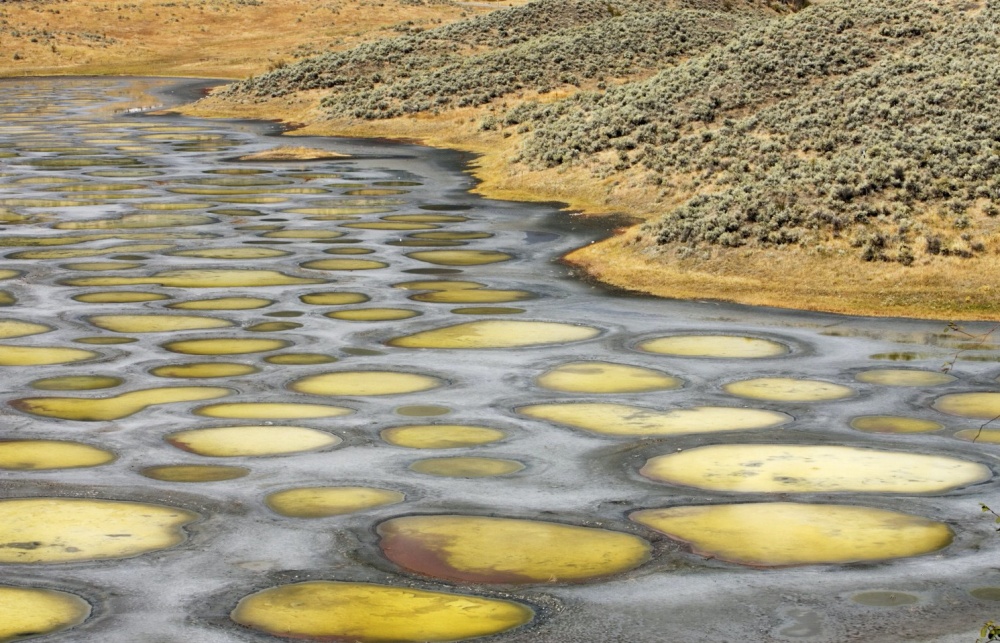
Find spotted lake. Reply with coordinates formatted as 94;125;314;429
2;77;1000;643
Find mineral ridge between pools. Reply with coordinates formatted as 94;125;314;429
1;78;999;643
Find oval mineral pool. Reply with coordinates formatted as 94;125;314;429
246;322;302;332
954;429;1000;443
395;405;451;417
169;247;290;260
0;586;90;640
193;402;353;420
0;346;98;366
326;308;421;322
264;353;338;365
388;320;600;349
74;337;136;345
262;230;344;239
409;457;525;477
324;247;375;255
87;314;233;333
378;515;650;583
266;486;404;518
855;369;957;386
630;503;953;566
343;222;439;231
850;416;944;433
639;445;990;493
11;387;231;421
407;250;511;266
29;375;122;391
452;307;526;315
382;425;506;449
163;338;290;355
150;363;260;379
637;335;790;358
73;291;170;304
934;393;1000;419
393;280;484;291
291;371;444;397
386;214;466;224
168;297;273;311
411;231;490;240
0;440;115;470
64;269;324;288
62;261;144;271
850;591;919;607
410;289;535;304
0;498;198;563
166;425;340;457
231;581;532;642
723;377;855;402
299;291;370;305
537;361;683;394
0;320;50;339
301;258;388;271
140;464;249;482
517;403;790;437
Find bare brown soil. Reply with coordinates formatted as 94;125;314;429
0;0;520;79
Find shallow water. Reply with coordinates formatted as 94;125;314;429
1;77;1000;642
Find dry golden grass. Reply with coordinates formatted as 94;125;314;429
0;0;518;79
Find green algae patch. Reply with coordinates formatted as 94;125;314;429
0;498;198;563
73;291;169;304
30;375;122;391
266;486;404;518
0;320;50;339
724;377;855;402
410;289;534;304
168;297;273;311
537;361;683;394
0;292;13;306
639;445;990;493
11;387;231;421
407;250;511;266
265;353;338;365
934;393;1000;419
151;363;259;379
409;457;525;477
64;269;324;288
0;440;114;470
378;515;650;584
231;581;532;642
0;345;98;366
140;464;249;482
291;371;444;397
383;425;506;449
300;291;370;305
88;314;233;333
167;425;340;457
327;308;420;322
0;586;90;641
637;335;789;358
855;369;957;386
169;247;290;260
163;338;290;355
518;402;790;437
851;416;944;434
389;320;600;349
0;270;19;280
301;258;388;271
630;503;953;567
193;402;353;420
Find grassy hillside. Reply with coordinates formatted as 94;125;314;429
0;0;512;78
192;0;1000;318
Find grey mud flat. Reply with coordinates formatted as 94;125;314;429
0;77;999;643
